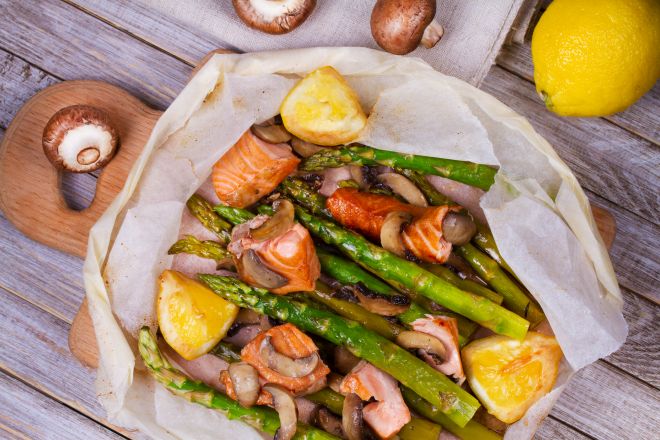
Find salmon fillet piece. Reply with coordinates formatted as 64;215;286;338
326;188;455;263
411;315;465;384
241;324;330;394
339;361;411;439
326;188;425;241
212;129;300;208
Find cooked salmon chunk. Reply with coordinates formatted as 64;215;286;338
339;361;411;439
241;324;330;395
411;315;465;384
212;129;299;208
402;206;453;264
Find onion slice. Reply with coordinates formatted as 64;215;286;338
380;211;413;257
240;249;288;289
263;384;298;440
378;173;428;207
396;330;447;359
442;211;477;245
259;336;320;378
250;199;295;242
353;284;410;316
252;124;292;144
342;392;364;440
227;362;260;407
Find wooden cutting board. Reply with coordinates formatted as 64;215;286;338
0;50;616;369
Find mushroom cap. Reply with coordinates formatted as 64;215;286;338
232;0;316;35
42;105;119;173
371;0;437;55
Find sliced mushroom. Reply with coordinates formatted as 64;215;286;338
442;211;477;245
240;249;289;289
259;336;320;377
233;0;316;34
396;330;447;360
353;283;410;316
334;346;361;374
378;173;428;207
371;0;443;55
42;105;119;173
250;199;295;241
314;407;344;438
291;137;325;158
380;211;413;257
327;372;344;394
342;393;364;440
252;124;292;144
263;384;298;440
236;308;262;325
228;362;261;407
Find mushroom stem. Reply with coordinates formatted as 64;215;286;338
421;20;444;48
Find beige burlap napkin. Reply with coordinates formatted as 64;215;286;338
139;0;531;85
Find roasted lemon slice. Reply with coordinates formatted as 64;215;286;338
157;270;238;360
280;66;367;146
462;332;562;424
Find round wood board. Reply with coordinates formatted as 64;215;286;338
0;50;616;369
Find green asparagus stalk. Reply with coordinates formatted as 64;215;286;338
214;204;258;226
168;235;231;261
187;194;232;243
394;168;456;206
421;263;503;305
199;275;481;427
292;205;529;339
209;341;242;363
307;388;442;440
472;224;515;275
401;386;502;440
300;146;497;190
138;328;338;440
455;243;545;327
278;177;332;218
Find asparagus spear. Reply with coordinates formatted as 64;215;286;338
300;146;497;190
472;224;515;275
292;205;530;339
421;263;503;305
199;275;481;427
401;387;502;440
138;328;338;440
214;204;258;226
394;168;455;206
307;388;442;440
186;194;232;243
455;243;545;327
167;235;231;261
209;341;242;363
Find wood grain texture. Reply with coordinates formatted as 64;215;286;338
535;418;592;440
0;371;122;440
0;48;59;129
0;80;160;257
496;43;660;145
481;66;660;225
0;0;190;109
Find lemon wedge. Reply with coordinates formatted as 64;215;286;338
157;270;238;360
462;332;562;424
280;66;367;146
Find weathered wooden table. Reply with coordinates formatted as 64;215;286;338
0;1;658;439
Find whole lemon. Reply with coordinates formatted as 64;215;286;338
532;0;660;116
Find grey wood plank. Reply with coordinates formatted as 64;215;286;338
0;48;59;129
550;361;660;440
537;417;593;440
586;190;659;304
496;43;660;145
0;371;121;440
0;0;191;110
481;66;660;225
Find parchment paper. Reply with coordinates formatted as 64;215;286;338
83;47;627;440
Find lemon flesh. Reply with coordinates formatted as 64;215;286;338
280;66;367;146
157;270;238;360
462;332;562;424
532;0;660;116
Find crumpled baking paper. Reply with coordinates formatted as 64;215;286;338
83;47;628;440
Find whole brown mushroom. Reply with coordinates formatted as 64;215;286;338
42;105;119;173
232;0;316;34
371;0;444;55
